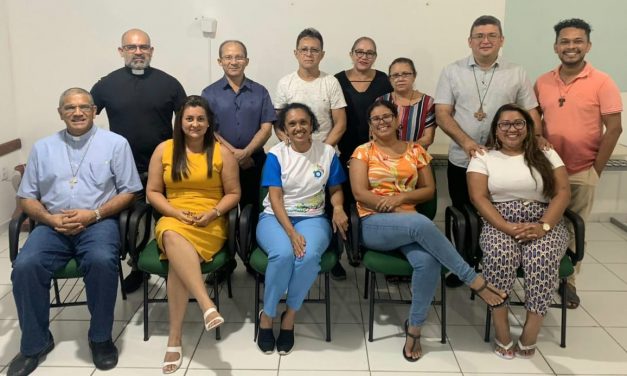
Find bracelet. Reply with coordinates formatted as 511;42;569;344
94;209;102;222
213;207;222;217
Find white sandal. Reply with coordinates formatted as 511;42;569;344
514;340;537;359
162;346;182;374
204;307;224;331
494;338;515;360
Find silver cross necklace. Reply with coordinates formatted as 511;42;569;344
64;129;96;189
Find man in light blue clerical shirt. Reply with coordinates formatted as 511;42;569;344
8;87;142;376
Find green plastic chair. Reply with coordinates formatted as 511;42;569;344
238;186;340;342
348;169;448;343
127;204;237;341
458;205;585;348
9;210;130;307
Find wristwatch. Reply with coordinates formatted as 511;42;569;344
538;220;551;232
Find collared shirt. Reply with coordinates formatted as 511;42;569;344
274;71;347;142
18;126;143;213
201;75;276;151
435;56;538;168
535;63;623;175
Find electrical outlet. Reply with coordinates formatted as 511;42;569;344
1;167;8;181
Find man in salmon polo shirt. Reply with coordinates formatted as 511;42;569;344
535;18;623;309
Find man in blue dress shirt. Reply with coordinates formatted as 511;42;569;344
8;88;142;376
201;40;276;279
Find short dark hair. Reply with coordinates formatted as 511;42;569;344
554;18;591;42
276;103;320;133
388;57;416;76
296;28;323;50
219;40;248;58
367;99;398;120
470;15;503;36
171;96;215;182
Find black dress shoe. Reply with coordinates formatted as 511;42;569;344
8;338;54;376
445;273;464;288
122;270;146;294
330;263;347;281
89;339;118;370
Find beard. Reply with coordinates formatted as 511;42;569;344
126;57;151;70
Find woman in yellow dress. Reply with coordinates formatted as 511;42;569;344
146;95;241;373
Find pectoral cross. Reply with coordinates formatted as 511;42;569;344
69;177;78;188
558;97;565;107
474;106;487;121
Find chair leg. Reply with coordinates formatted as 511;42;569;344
227;272;233;299
560;279;567;348
213;272;221;341
254;273;260;341
53;279;62;305
363;269;369;300
484;307;491;343
143;272;149;341
325;272;331;342
118;259;127;301
368;271;375;342
440;272;446;344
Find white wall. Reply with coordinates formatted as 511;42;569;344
0;0;20;231
6;0;505;153
2;0;625;226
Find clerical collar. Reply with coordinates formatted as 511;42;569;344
125;66;151;76
65;126;96;142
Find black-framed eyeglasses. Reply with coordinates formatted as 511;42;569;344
121;44;151;52
389;72;414;80
352;49;377;59
369;113;395;124
497;119;526;131
297;47;321;55
61;104;95;115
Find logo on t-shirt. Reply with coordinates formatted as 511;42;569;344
312;163;324;179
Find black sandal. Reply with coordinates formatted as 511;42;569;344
403;320;421;362
471;279;508;308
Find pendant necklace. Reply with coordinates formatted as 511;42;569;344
472;65;496;121
64;129;96;189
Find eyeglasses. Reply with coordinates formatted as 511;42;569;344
369;113;395;124
470;33;501;42
61;104;95;115
352;49;377;59
389;72;414;80
297;47;321;55
497;119;526;131
221;55;247;62
121;44;152;52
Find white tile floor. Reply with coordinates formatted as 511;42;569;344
1;222;627;375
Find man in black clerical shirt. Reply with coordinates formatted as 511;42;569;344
91;28;187;293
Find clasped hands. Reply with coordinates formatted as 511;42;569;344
504;222;548;243
375;195;404;213
51;209;97;235
175;209;217;227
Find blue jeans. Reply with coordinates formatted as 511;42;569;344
361;212;477;326
256;213;331;318
11;219;120;355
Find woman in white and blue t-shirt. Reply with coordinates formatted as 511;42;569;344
256;103;349;355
